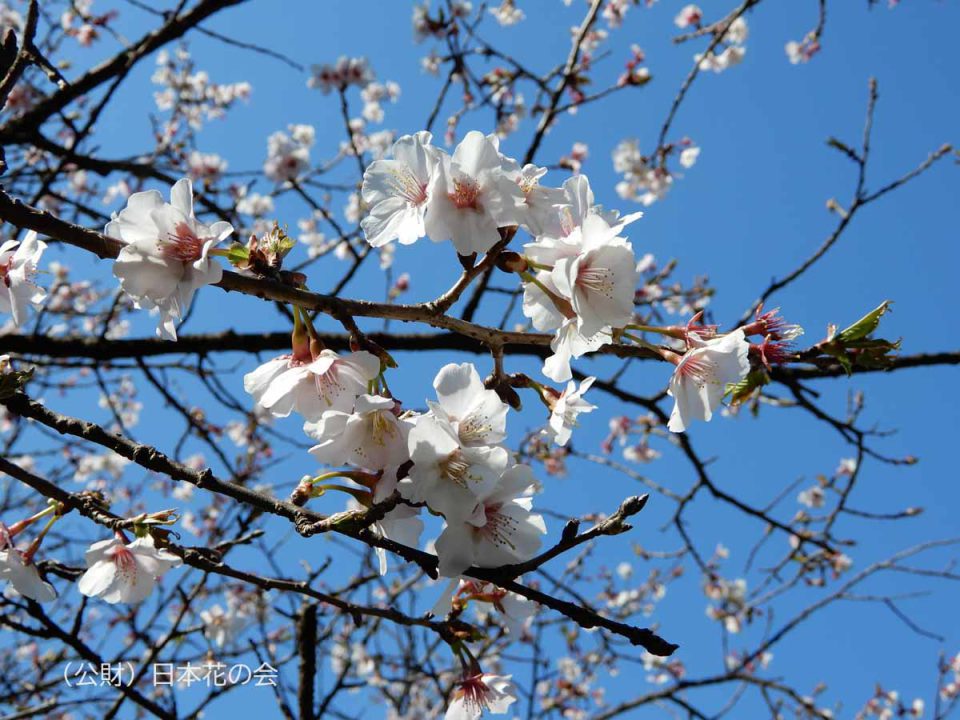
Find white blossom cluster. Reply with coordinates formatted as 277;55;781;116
151;46;252;139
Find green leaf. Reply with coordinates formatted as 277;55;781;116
836;301;892;343
726;369;769;406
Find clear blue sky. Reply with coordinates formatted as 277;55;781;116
25;0;960;717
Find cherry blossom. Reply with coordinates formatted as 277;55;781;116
674;4;703;28
544;376;597;446
77;533;182;604
361;131;440;247
432;579;536;636
489;1;524;27
680;146;701;169
201;602;250;649
434;464;546;577
446;673;517;720
424;131;525;256
506;162;568;237
108;178;234;340
401;412;509;523
551;214;639;337
264;125;314;182
0;545;56;602
430;363;509;448
0;231;47;328
558;173;639;235
306;394;412;473
244;349;381;422
543;318;609;383
667;329;750;433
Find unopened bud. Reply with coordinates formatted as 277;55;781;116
495;251;528;274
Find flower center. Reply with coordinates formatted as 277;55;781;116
314;362;345;406
576;263;615;298
477;504;518;551
439;449;472;487
389;166;429;206
111;545;139;584
456;675;494;714
368;410;398;447
158;221;206;263
449;177;482;211
457;413;493;446
675;351;716;389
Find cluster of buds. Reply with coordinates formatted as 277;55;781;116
226;223;302;285
618;44;652;87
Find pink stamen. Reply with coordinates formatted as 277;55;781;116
675;351;714;388
576;264;615;298
456;674;495;714
449;177;482;211
111;545;138;585
477;504;518;552
157;221;207;263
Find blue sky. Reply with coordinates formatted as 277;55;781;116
15;0;960;717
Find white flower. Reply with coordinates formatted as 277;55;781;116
77;534;182;604
521;236;580;333
434;464;546;577
432;579;535;636
543;318;609;383
0;547;56;602
424;131;524;255
306;394;411;473
558;174;643;237
108;179;233;340
401;413;508;523
797;486;826;509
489;0;524;26
0;231;47;327
545;376;597;446
430;363;508;447
551;214;639;337
446;673;518;720
667;329;750;433
508;163;568;237
361;131;441;247
244;349;381;422
200;603;250;648
679;146;701;169
674;4;702;28
264;127;313;182
725;17;749;45
187;151;227;182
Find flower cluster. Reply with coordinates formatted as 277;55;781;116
694;17;749;73
264;124;315;183
612;137;693;207
359;130;760;431
307;56;374;94
152;46;251;139
855;687;924;720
